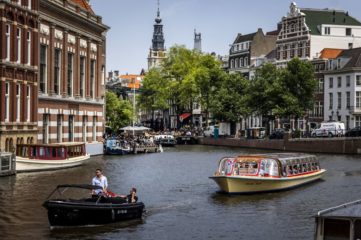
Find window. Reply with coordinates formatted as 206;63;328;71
16;84;21;122
324;27;330;35
28;0;31;9
318;78;324;92
67;53;73;96
329;93;333;110
83;116;87;142
346;92;350;109
346;28;352;36
5;24;10;61
230;59;234;69
93;116;97;141
57;115;62;143
356;116;361;127
40;45;47;93
68;115;74;142
329;77;333;88
26;86;31;122
27;31;31;65
101;65;105;85
17;0;21;5
5;82;10;122
54;48;61;95
43;114;49;144
337;77;342;87
90;60;96;99
349;43;353;49
356;91;361;108
337;92;341;109
357;76;361;86
234;58;238;68
346;75;351;87
240;58;243;67
16;28;21;64
346;116;350;130
80;56;85;98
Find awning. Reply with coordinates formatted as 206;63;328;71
179;113;191;121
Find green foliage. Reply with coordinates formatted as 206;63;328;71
247;58;317;118
105;91;134;131
210;73;250;122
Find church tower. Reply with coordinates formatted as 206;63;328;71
148;0;166;69
194;29;202;52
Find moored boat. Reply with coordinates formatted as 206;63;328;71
154;135;177;147
210;153;326;194
104;138;132;155
15;143;90;173
43;184;145;227
315;199;361;240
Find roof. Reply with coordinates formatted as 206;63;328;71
233;32;257;44
70;0;94;14
319;48;343;59
337;47;361;68
300;9;361;35
317;199;361;219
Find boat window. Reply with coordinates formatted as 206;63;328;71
39;147;45;157
218;158;234;175
354;220;361;239
323;219;350;240
234;161;258;175
260;159;279;177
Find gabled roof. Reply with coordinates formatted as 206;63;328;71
337;47;361;68
300;9;361;35
319;48;343;59
70;0;94;14
233;32;257;44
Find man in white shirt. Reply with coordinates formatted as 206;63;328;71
92;168;108;195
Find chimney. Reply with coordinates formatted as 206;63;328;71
108;71;113;79
114;70;119;77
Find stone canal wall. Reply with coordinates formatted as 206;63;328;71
199;136;361;154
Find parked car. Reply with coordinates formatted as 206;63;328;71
311;121;345;137
345;126;361;137
269;129;285;139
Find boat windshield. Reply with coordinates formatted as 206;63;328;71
233;159;259;176
218;157;235;176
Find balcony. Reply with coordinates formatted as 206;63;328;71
349;106;361;114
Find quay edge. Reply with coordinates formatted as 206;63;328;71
199;136;361;155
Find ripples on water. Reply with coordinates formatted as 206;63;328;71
0;145;361;240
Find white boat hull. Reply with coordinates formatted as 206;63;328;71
16;155;91;173
210;169;326;194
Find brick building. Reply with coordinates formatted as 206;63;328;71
0;0;39;152
37;0;109;146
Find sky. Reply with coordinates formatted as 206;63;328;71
90;0;361;75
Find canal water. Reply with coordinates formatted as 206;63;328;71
0;145;361;240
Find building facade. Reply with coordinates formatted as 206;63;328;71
37;0;108;145
228;28;277;78
324;48;361;129
276;2;361;65
0;0;39;152
147;4;166;70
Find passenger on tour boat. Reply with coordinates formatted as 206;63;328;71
92;168;108;195
127;188;138;203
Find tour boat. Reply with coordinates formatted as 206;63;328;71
43;184;145;227
15;143;90;173
154;135;177;147
210;153;326;194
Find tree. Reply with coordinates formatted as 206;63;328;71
105;91;133;131
281;58;317;117
210;73;250;122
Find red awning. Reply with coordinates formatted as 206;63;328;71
179;113;191;121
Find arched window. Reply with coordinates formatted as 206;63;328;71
5;139;9;152
235;58;238;68
230;59;234;69
9;138;14;152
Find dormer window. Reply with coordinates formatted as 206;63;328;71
324;27;330;35
346;28;352;36
337;59;341;69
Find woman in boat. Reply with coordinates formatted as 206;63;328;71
92;168;108;195
127;188;138;203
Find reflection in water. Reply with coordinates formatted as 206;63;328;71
0;146;360;239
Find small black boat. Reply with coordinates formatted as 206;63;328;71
43;184;145;227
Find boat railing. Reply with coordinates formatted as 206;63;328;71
16;143;86;160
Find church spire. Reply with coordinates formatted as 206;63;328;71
152;0;165;51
